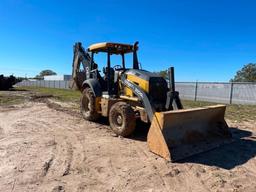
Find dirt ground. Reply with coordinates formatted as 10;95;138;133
0;91;256;192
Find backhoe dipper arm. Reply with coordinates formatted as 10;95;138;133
71;42;100;90
72;42;92;81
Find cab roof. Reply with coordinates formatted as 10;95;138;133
88;42;135;54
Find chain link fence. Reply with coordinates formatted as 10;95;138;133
16;80;256;105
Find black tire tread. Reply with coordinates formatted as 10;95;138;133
80;88;100;121
109;102;136;137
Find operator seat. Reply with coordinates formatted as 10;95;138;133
103;67;118;95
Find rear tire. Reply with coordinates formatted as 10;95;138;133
80;88;100;121
109;102;136;137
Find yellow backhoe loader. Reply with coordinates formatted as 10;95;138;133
70;42;232;161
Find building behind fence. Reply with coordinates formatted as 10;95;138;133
16;80;256;105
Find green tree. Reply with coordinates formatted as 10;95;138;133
231;63;256;82
35;70;57;79
158;70;168;79
39;70;57;77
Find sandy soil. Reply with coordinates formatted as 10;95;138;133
1;92;256;192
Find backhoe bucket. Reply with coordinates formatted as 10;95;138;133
147;105;232;161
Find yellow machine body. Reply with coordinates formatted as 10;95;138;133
124;74;149;97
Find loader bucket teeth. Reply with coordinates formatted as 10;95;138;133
147;105;232;161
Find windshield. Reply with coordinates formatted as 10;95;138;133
93;52;134;70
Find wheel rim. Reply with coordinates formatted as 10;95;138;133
116;114;123;125
114;112;123;127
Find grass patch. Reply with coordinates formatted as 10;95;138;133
182;100;256;122
0;93;25;106
11;87;256;122
17;87;81;102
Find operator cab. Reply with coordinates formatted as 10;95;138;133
88;42;139;95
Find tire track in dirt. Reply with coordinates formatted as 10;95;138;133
132;142;171;191
0;108;57;191
34;107;108;191
0;102;74;191
36;99;256;192
133;141;212;192
43;98;171;191
0;126;4;140
43;99;232;191
1;99;256;192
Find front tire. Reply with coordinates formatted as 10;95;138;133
109;102;136;137
80;88;100;121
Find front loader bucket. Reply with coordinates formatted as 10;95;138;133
147;105;232;161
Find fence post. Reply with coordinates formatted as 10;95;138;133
194;81;198;101
59;80;61;89
229;82;234;104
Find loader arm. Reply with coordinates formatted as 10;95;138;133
121;73;231;162
121;75;155;122
121;67;184;121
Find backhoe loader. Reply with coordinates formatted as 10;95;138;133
70;42;232;161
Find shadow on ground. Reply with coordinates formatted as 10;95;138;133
131;121;150;141
94;117;256;170
179;128;256;169
96;118;150;141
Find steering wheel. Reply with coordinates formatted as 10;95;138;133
113;65;122;70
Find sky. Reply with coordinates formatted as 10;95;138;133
0;0;256;82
